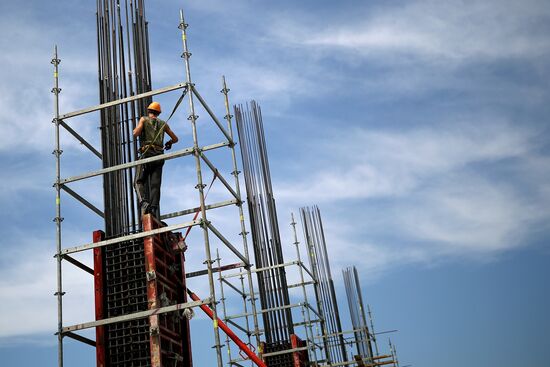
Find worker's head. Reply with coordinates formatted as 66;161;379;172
147;102;161;117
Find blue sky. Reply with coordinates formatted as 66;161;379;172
1;0;550;366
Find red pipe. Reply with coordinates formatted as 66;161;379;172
187;289;267;367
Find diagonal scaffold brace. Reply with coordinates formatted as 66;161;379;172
186;288;267;367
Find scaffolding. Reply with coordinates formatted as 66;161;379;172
52;7;259;367
214;206;401;367
52;4;403;367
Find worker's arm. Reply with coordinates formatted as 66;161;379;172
164;123;179;150
133;117;146;137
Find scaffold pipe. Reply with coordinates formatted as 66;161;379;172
187;289;267;367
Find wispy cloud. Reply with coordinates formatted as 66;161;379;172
278;118;536;202
276;118;549;275
276;0;550;62
0;232;94;339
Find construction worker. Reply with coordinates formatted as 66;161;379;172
133;101;179;217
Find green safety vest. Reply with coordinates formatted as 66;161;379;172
141;116;166;151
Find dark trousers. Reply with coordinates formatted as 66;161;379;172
134;152;164;216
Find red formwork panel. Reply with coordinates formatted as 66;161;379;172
93;230;106;367
261;335;309;367
143;214;192;367
290;334;309;367
93;216;192;367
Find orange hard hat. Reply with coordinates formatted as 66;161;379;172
147;102;162;114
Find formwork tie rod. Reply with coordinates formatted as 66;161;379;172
186;288;267;367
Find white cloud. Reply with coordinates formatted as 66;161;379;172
2;0;550;345
275;118;549;274
277;0;550;63
0;232;94;339
278;119;535;202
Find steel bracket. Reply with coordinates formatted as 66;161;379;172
146;270;156;281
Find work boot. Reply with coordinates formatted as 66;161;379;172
140;201;150;217
147;205;158;218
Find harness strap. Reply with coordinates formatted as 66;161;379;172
140;87;188;157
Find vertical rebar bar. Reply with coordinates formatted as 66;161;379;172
179;9;223;367
235;101;294;347
221;76;261;348
301;205;350;364
343;266;374;362
301;208;332;364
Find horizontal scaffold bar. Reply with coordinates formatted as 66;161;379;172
226;303;302;320
262;345;310;358
161;198;238;220
61;298;210;333
60;82;187;120
229;344;313;364
186;262;246;279
330;359;396;367
59;141;228;185
292;319;320;328
314;327;379;340
223;260;313;279
60;219;200;255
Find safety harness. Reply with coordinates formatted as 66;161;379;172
139;87;188;156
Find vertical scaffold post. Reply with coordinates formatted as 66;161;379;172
391;340;400;367
216;249;232;361
51;45;64;367
221;76;261;347
178;9;223;367
368;304;380;356
290;212;317;362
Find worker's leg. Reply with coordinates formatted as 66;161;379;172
134;161;151;215
148;160;164;216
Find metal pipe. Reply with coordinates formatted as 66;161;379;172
179;9;223;366
58;120;102;159
199;152;240;200
186;262;246;279
216;249;233;362
61;219;200;255
191;87;233;144
206;222;250;266
52;45;64;367
62;297;211;332
60;145;197;184
160;198;237;220
368;304;380;356
60;82;186;120
60;185;104;218
291;212;317;362
187;289;267;367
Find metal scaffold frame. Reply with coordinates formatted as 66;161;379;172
51;7;260;367
52;4;404;367
213;208;400;367
216;214;321;366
